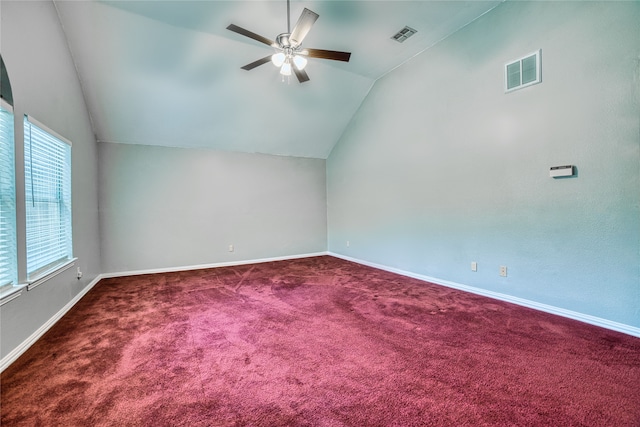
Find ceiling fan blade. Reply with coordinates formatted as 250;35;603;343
227;24;276;47
303;48;351;62
293;67;310;83
289;8;319;46
241;56;273;71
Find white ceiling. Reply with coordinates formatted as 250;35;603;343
54;0;502;159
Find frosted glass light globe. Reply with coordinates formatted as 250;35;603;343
293;55;307;71
271;52;286;67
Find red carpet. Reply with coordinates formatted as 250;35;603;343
2;256;639;426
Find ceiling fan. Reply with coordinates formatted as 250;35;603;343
226;0;351;83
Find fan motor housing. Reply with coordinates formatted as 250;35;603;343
276;33;292;48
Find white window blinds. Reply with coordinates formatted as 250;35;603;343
0;102;16;288
24;116;72;279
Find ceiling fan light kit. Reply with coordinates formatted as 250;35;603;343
271;35;308;75
227;0;351;83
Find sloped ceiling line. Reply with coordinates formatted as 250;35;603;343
52;0;502;159
52;0;99;142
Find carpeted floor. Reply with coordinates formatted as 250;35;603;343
1;256;639;426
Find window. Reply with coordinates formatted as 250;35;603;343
24;116;72;280
0;101;16;289
505;49;541;92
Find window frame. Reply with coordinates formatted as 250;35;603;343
0;99;17;292
23;115;74;285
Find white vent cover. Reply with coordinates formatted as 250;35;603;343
505;49;541;92
391;26;417;43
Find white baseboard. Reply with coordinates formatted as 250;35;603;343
101;252;330;279
1;251;330;373
4;250;635;375
0;274;103;373
329;252;640;338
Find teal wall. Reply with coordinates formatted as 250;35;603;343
327;1;640;328
99;142;327;274
1;1;101;360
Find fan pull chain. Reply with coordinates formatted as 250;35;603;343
281;74;291;85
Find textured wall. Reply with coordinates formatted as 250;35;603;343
99;142;327;273
0;1;101;359
327;1;640;328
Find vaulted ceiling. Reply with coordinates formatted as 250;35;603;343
54;0;502;159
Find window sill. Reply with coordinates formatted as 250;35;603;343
27;258;77;291
0;284;28;306
0;259;79;306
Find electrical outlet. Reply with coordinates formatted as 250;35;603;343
346;240;350;247
228;244;234;252
500;266;507;277
76;267;83;280
471;262;477;272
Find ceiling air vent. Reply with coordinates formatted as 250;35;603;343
505;49;542;93
391;26;417;43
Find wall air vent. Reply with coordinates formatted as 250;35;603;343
391;26;417;43
505;49;541;93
